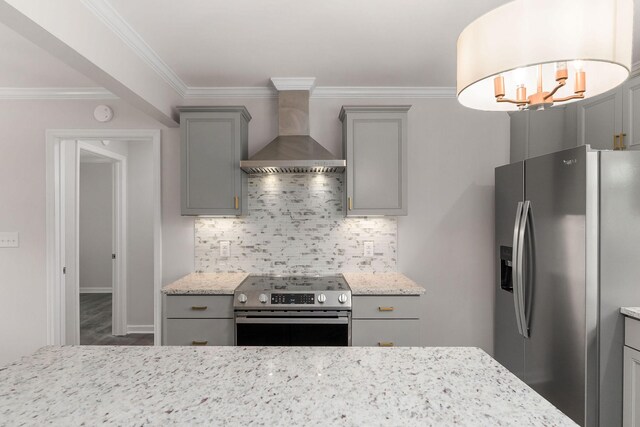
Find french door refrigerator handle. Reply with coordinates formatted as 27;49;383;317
517;200;530;338
512;201;525;337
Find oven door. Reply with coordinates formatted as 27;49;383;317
235;311;351;346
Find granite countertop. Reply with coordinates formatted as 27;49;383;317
161;272;248;295
162;272;424;296
621;307;640;321
0;346;575;426
343;272;425;295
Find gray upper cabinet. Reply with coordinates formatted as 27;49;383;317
509;108;571;162
510;75;640;160
623;75;640;150
339;106;410;216
179;106;250;216
577;86;623;150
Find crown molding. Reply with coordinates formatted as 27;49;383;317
184;86;456;99
184;87;277;99
0;87;118;100
81;0;188;97
313;86;457;99
270;77;317;92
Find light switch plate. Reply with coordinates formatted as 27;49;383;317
219;241;230;257
0;232;19;248
363;241;374;257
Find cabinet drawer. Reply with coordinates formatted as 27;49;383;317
626;318;640;351
165;319;234;346
352;319;420;347
165;295;233;319
352;296;420;319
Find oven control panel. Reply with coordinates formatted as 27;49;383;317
271;293;315;304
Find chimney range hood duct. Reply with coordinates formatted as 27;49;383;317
240;81;345;174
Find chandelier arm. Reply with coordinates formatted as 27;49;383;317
496;97;528;106
552;93;585;103
544;80;566;100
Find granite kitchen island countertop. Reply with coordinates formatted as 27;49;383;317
0;346;575;426
161;272;249;295
621;307;640;320
343;272;425;295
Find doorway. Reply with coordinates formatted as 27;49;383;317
46;130;162;346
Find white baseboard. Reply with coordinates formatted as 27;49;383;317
127;324;154;334
80;287;112;294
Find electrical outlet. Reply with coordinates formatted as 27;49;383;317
363;241;374;257
219;241;230;258
0;232;19;248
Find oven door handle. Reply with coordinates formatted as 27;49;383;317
235;317;349;325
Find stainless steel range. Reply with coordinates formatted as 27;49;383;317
234;275;352;346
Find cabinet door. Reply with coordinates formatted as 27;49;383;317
352;319;420;347
624;346;640;427
343;107;409;216
577;87;623;150
181;112;242;216
165;319;234;346
623;75;640;150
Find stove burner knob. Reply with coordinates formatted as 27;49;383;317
237;293;248;303
338;294;348;304
259;294;268;304
317;294;327;303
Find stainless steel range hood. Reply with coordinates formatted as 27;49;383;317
240;83;345;174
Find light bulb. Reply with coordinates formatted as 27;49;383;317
572;60;584;71
513;67;526;85
555;62;567;72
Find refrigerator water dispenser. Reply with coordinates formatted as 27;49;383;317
500;245;513;292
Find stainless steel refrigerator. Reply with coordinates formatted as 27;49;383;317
495;145;640;426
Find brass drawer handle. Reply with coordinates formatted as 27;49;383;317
191;306;208;311
234;195;239;210
191;340;208;346
378;306;395;312
378;341;395;347
348;197;353;210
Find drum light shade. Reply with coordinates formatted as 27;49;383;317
457;0;633;111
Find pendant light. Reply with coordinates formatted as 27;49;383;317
456;0;633;111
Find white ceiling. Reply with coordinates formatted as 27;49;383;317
0;0;637;91
0;22;97;87
108;0;512;87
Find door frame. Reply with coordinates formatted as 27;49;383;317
46;129;162;346
77;142;127;338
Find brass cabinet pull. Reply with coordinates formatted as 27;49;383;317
191;340;208;346
378;306;395;312
378;341;395;347
348;197;352;210
191;306;208;311
234;195;239;210
614;133;627;151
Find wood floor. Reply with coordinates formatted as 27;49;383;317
80;293;153;346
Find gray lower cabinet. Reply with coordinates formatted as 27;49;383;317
179;106;251;216
625;318;640;426
352;296;421;347
339;106;410;216
163;295;234;346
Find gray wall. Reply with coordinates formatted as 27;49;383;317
79;162;113;291
0;96;508;365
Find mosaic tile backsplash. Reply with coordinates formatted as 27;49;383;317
195;174;397;275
